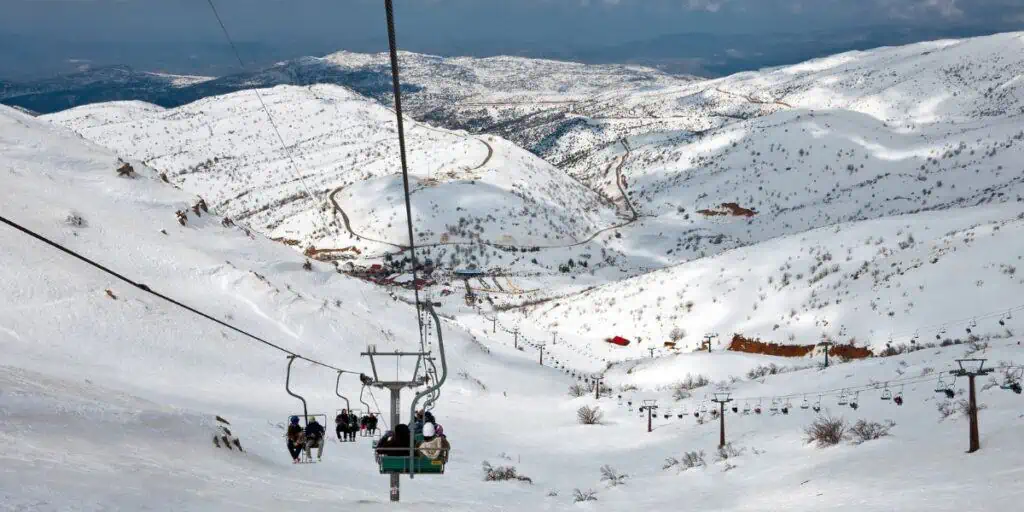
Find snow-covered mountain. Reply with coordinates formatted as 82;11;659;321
5;33;1024;511
46;84;623;279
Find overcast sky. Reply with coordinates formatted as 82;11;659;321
5;0;1022;52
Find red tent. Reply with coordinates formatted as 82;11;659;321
605;336;631;346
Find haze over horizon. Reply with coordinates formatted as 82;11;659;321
3;0;1022;79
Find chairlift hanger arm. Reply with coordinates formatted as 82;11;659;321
286;355;309;428
336;372;351;411
407;302;448;477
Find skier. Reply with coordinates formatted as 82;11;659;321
335;409;349;441
305;416;326;461
417;422;450;461
345;411;359;441
286;416;305;463
367;413;379;436
359;414;369;437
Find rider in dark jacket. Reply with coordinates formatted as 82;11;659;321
335;410;349;441
305;417;326;461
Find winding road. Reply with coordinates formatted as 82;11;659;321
328;138;641;254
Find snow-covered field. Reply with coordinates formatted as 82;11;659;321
4;32;1024;511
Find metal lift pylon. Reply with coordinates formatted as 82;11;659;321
361;302;448;502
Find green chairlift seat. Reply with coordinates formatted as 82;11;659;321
372;440;447;474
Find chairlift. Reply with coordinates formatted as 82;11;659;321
966;318;977;334
782;399;792;415
935;327;947;340
837;389;848;406
742;402;751;414
880;384;892;401
731;404;739;414
849;392;860;410
813;395;822;413
677;411;685;419
800;396;810;410
663;410;672;419
754;399;762;415
998;310;1012;326
894;385;905;406
769;399;779;413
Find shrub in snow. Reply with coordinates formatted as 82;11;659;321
482;461;532;483
600;465;627;486
65;212;87;228
572;489;598;502
804;416;846;447
716;443;745;461
746;363;782;380
568;384;587;397
849;419;895;444
577;405;603;425
664;450;706;471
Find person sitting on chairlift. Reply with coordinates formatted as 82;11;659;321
367;413;379;435
304;416;326;461
413;409;436;435
345;412;359;441
417;422;450;462
376;424;413;457
335;409;350;441
286;416;305;464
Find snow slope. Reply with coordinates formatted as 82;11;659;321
46;84;619;267
4;68;1024;511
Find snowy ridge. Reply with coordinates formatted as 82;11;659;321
47;85;619;266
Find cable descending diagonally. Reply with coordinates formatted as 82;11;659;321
0;214;357;375
203;0;331;232
384;0;426;347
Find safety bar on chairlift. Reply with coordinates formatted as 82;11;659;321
335;371;351;411
285;355;309;428
407;302;448;478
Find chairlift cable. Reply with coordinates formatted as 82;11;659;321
384;0;426;346
203;0;331;232
0;214;358;375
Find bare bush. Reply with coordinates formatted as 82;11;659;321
849;420;895;444
482;461;532;484
568;383;587;398
746;363;781;380
600;465;627;486
577;405;603;425
716;443;745;461
676;450;706;469
65;212;87;228
573;489;598;502
805;416;846;447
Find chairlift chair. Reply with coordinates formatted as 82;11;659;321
742;402;751;414
880;385;893;401
894;385;905;406
837;390;848;406
800;396;810;410
754;399;763;415
849;392;860;410
781;399;792;415
769;399;779;413
813;396;822;413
